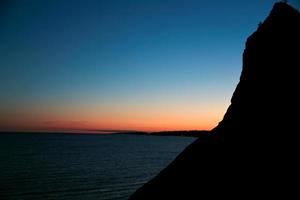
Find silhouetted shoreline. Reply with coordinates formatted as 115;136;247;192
116;130;210;137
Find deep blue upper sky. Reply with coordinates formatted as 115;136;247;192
1;0;299;131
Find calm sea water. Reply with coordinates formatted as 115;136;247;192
0;133;195;200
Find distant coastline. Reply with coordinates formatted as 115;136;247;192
115;130;210;138
0;130;209;138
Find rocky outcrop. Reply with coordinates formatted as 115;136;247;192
214;2;300;140
129;2;300;199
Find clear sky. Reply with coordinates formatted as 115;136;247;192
1;0;299;132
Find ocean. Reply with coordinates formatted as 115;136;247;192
0;133;195;200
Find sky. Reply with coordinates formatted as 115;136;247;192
1;0;299;132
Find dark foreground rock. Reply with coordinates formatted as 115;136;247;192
129;2;300;199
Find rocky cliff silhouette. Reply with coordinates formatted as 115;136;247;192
129;2;300;199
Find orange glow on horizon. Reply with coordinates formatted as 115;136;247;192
0;97;229;133
0;114;219;133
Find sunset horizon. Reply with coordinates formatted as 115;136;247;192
3;0;299;133
1;1;299;200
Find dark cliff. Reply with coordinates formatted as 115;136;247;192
129;3;300;199
214;2;300;140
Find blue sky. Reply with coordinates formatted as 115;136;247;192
1;0;299;131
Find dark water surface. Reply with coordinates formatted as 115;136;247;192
0;133;195;200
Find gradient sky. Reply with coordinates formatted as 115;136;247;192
1;0;299;132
